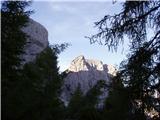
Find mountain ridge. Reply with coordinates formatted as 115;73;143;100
61;55;117;107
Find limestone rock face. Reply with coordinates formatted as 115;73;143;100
21;19;49;63
61;55;116;106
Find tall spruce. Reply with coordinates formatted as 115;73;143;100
1;1;66;120
1;1;31;83
89;1;160;119
20;47;65;120
103;74;130;120
1;1;31;120
66;85;84;120
66;80;106;120
79;80;106;120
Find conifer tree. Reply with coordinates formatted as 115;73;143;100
1;1;31;120
66;85;84;120
20;47;65;120
103;74;130;120
79;80;106;120
1;1;31;83
89;1;160;119
67;80;106;120
1;1;66;120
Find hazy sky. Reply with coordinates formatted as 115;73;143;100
30;1;130;71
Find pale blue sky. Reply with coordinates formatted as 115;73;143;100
30;1;130;71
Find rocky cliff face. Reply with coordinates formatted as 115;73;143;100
60;55;116;106
21;19;49;64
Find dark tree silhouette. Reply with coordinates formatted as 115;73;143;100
1;1;32;120
20;47;65;120
103;74;130;120
1;1;66;120
89;1;160;51
66;80;106;120
89;1;160;119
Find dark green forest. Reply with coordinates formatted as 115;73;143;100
1;1;160;120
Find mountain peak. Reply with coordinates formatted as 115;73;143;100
75;55;85;60
61;56;117;106
68;55;116;73
69;55;87;72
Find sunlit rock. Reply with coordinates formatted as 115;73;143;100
61;55;117;107
21;19;49;64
